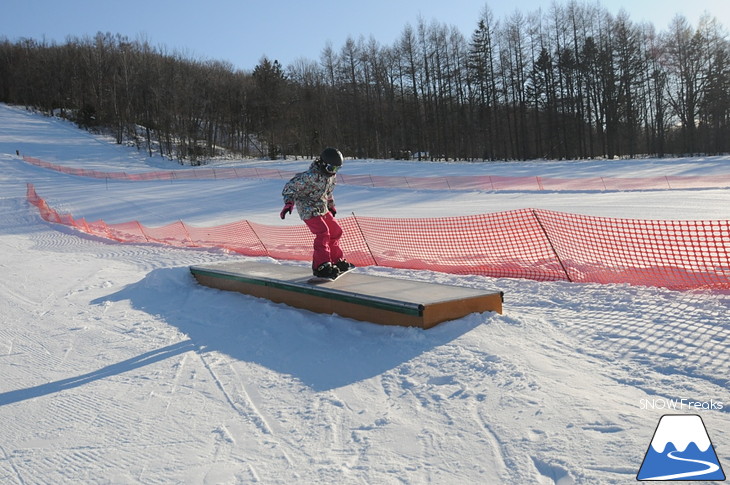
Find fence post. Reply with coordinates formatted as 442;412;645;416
531;209;572;282
135;221;151;243
246;220;270;257
179;220;194;246
351;213;378;266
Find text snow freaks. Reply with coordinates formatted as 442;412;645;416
640;398;724;411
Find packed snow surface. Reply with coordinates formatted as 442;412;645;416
0;104;728;484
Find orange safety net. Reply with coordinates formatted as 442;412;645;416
27;183;730;290
22;156;730;192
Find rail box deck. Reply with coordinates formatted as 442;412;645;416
190;261;503;329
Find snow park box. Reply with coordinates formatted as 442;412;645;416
189;261;503;329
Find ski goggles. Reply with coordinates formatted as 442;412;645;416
323;163;341;173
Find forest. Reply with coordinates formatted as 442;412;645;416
1;2;729;163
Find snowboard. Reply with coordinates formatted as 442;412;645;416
307;265;354;284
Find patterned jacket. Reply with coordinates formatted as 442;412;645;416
281;162;336;220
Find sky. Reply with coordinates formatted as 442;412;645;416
3;0;729;71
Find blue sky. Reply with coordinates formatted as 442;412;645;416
3;0;728;71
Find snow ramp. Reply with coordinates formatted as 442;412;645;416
189;261;503;329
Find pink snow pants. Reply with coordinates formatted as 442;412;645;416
304;212;344;269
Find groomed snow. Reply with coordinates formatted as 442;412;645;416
0;104;728;484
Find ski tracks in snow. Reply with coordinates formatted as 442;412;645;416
0;444;27;485
197;353;274;436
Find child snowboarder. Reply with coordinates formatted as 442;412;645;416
280;147;355;279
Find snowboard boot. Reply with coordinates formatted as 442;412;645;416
313;262;340;280
334;259;355;273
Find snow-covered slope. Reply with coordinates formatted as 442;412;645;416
0;104;728;484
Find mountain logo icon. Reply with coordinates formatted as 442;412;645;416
637;414;725;481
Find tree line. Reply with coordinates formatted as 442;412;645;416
1;1;728;163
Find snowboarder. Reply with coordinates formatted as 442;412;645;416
280;147;355;279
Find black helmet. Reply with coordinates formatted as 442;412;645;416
318;147;343;175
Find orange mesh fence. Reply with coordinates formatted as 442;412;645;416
349;212;567;280
26;183;730;290
22;155;730;192
534;210;730;290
